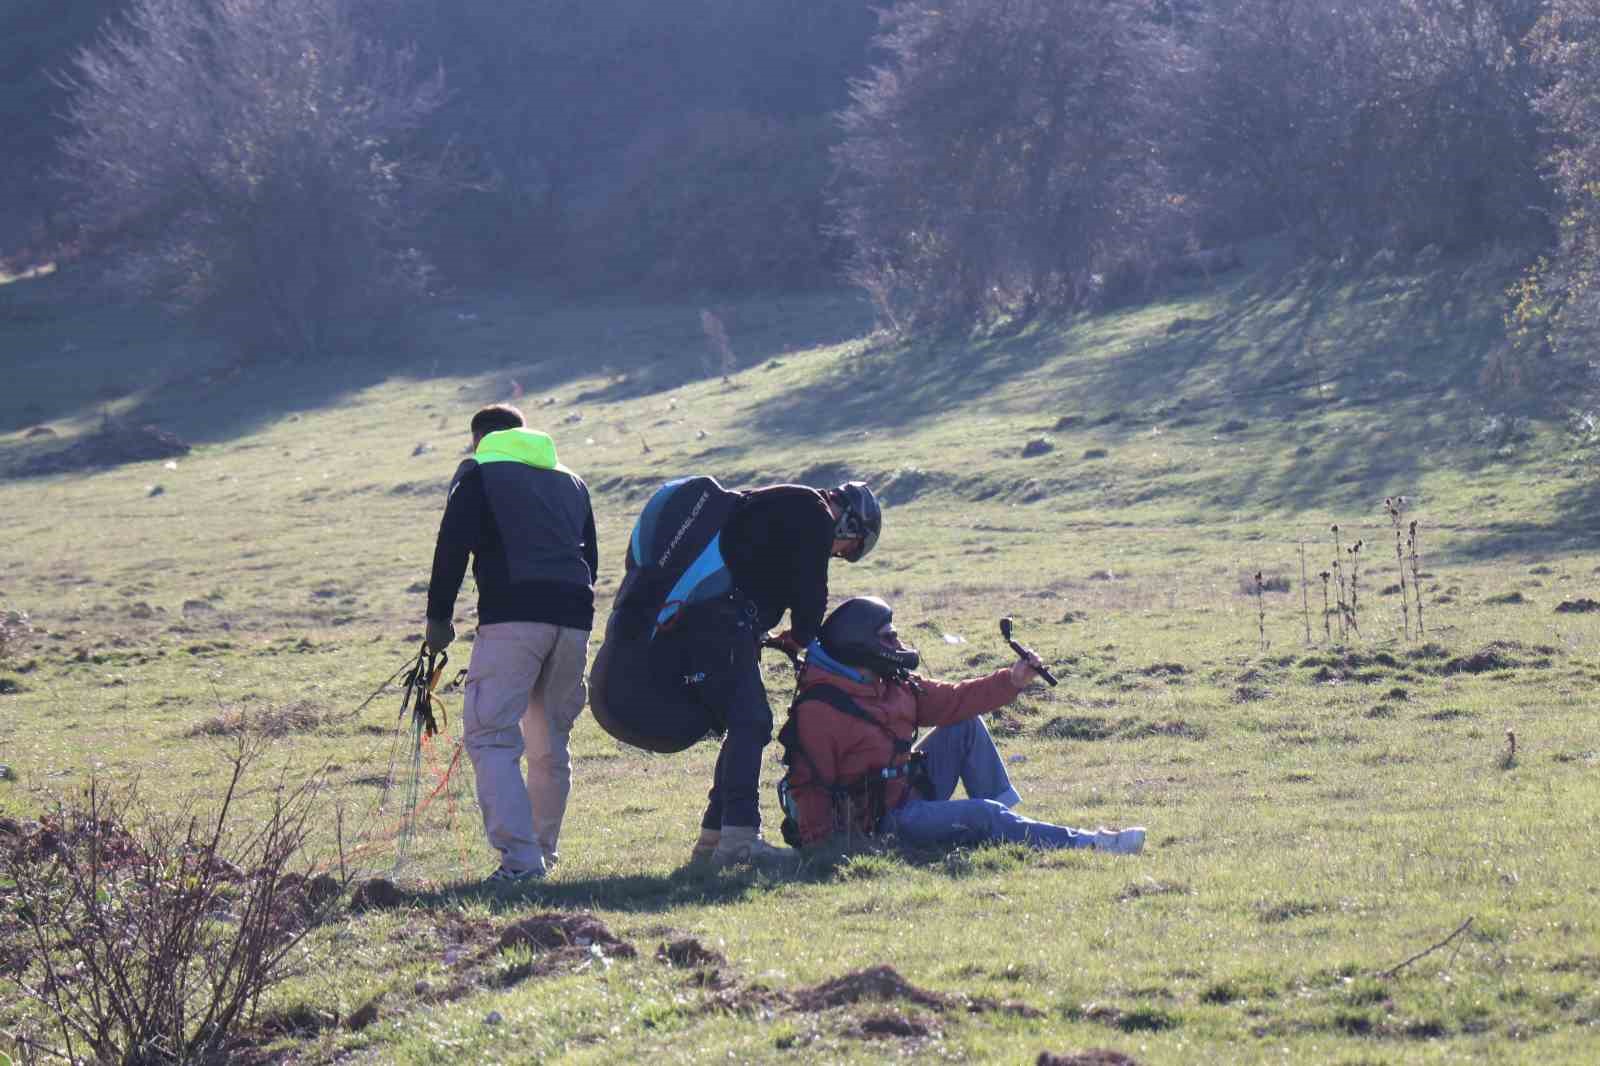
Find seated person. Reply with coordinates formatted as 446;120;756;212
778;597;1146;854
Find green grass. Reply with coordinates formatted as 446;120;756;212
3;241;1599;1063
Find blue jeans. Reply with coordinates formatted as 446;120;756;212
881;717;1095;850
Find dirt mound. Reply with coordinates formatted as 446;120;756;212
15;421;190;477
1441;642;1528;675
1555;598;1600;614
848;1010;940;1039
793;965;953;1012
498;912;636;958
350;877;404;912
1038;1052;1142;1066
656;937;726;969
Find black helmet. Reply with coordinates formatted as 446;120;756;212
818;596;920;676
831;481;881;562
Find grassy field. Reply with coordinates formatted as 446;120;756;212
2;241;1599;1064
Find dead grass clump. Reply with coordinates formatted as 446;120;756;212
1118;878;1191;901
1135;719;1207;740
1038;715;1119;741
185;702;330;738
0;607;32;666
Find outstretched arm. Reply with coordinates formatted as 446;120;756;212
912;669;1028;729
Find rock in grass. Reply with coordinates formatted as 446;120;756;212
1022;436;1055;457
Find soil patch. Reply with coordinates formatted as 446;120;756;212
350;877;404;912
790;964;1040;1019
15;421;190;477
793;965;953;1012
656;937;726;969
848;1010;940;1039
1440;641;1542;675
1038;1052;1143;1066
498;912;637;957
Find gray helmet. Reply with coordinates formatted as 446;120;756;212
818;596;919;675
831;481;881;562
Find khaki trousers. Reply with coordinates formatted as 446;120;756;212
462;622;589;872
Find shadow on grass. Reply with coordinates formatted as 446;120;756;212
1452;478;1600;560
742;248;1531;516
0;273;874;461
389;839;1052;915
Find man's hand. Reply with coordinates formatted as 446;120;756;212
1009;655;1044;688
425;617;456;652
772;629;804;657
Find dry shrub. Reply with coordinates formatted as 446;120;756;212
0;607;32;666
0;740;333;1063
184;701;329;739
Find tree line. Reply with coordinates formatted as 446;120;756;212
5;0;1598;354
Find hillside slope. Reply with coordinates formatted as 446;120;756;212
3;247;1599;1065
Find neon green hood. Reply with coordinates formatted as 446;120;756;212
474;428;569;472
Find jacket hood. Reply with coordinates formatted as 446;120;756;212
474;428;569;472
798;656;887;700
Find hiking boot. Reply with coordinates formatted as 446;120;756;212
710;825;793;869
486;862;545;884
1090;827;1146;855
689;827;721;865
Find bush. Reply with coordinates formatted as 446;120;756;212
1;743;335;1063
0;607;31;667
59;0;449;358
571;111;844;295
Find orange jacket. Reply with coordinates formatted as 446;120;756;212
785;663;1022;845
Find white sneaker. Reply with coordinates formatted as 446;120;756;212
1091;827;1146;855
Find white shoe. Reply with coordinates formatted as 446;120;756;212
1091;827;1146;854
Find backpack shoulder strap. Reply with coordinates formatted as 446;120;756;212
795;684;912;754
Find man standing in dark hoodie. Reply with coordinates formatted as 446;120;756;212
426;404;598;883
694;480;881;867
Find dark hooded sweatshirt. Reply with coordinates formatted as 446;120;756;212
719;484;835;643
427;428;598;630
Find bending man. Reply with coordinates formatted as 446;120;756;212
590;479;881;867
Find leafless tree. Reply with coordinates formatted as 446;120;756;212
59;0;448;358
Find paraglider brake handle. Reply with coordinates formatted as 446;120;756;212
999;617;1058;686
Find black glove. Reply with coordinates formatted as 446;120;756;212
425;617;455;652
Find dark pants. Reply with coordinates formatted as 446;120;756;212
698;637;773;830
591;601;773;827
